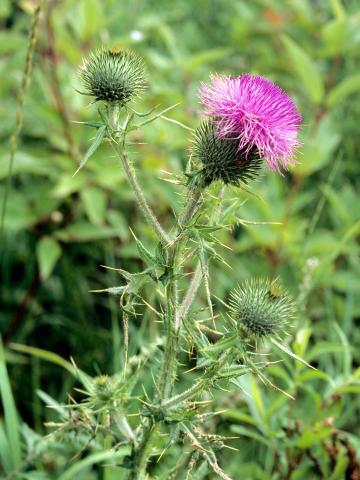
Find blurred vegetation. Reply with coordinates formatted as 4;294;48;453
1;0;360;478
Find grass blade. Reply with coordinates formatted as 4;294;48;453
0;338;22;471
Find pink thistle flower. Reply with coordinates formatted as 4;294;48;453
199;74;301;172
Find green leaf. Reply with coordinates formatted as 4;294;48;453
9;343;91;389
327;73;360;107
129;228;158;267
0;420;12;474
330;0;346;21
0;151;55;179
0;339;21;472
77;0;105;41
297;425;333;448
132;103;179;130
222;410;258;426
73;125;106;176
182;48;231;73
57;447;130;480
321;20;346;55
36;236;62;281
55;221;120;242
271;338;315;369
296;114;340;175
333;321;351;379
282;35;324;104
81;186;107;226
230;425;270;446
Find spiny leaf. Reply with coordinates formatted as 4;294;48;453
89;286;126;295
130;103;180;130
161;115;194;131
129;227;158;267
271;338;315;369
73;125;106;176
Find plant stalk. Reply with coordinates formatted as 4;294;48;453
108;109;170;245
130;187;203;478
158;186;203;398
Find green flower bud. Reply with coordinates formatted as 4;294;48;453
191;121;262;188
228;278;294;339
89;375;125;410
92;375;115;402
80;48;147;104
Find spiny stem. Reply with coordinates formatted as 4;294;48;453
132;187;204;477
110;138;170;245
0;4;41;267
179;262;202;321
178;186;224;325
176;187;203;234
161;377;209;409
129;423;160;480
159;186;203;398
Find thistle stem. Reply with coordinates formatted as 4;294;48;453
107;107;170;245
161;377;209;409
159;187;203;398
178;262;202;321
131;187;204;478
129;423;160;480
113;143;170;244
178;186;224;325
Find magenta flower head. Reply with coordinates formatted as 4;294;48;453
199;74;301;173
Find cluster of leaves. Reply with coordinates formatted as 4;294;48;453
1;0;360;479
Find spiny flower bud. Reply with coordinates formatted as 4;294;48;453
92;375;115;401
228;278;294;339
191;121;262;188
80;48;147;104
89;375;125;410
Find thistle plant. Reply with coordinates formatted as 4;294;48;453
61;48;306;479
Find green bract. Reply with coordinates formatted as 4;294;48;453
192;121;262;187
80;48;147;104
228;278;294;339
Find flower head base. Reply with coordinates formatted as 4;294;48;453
192;121;262;187
80;48;147;104
199;74;301;173
228;278;294;339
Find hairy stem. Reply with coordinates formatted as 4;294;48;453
178;186;225;324
129;423;160;480
109;133;170;245
161;377;209;409
159;187;203;397
131;187;204;478
179;262;202;321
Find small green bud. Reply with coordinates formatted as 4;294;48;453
89;375;125;410
80;48;147;104
92;375;114;401
191;121;262;188
228;278;294;339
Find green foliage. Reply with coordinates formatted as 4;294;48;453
1;0;360;479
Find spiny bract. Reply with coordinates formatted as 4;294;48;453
80;48;147;104
228;278;294;339
192;121;262;187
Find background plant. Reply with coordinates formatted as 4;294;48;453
1;1;360;479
